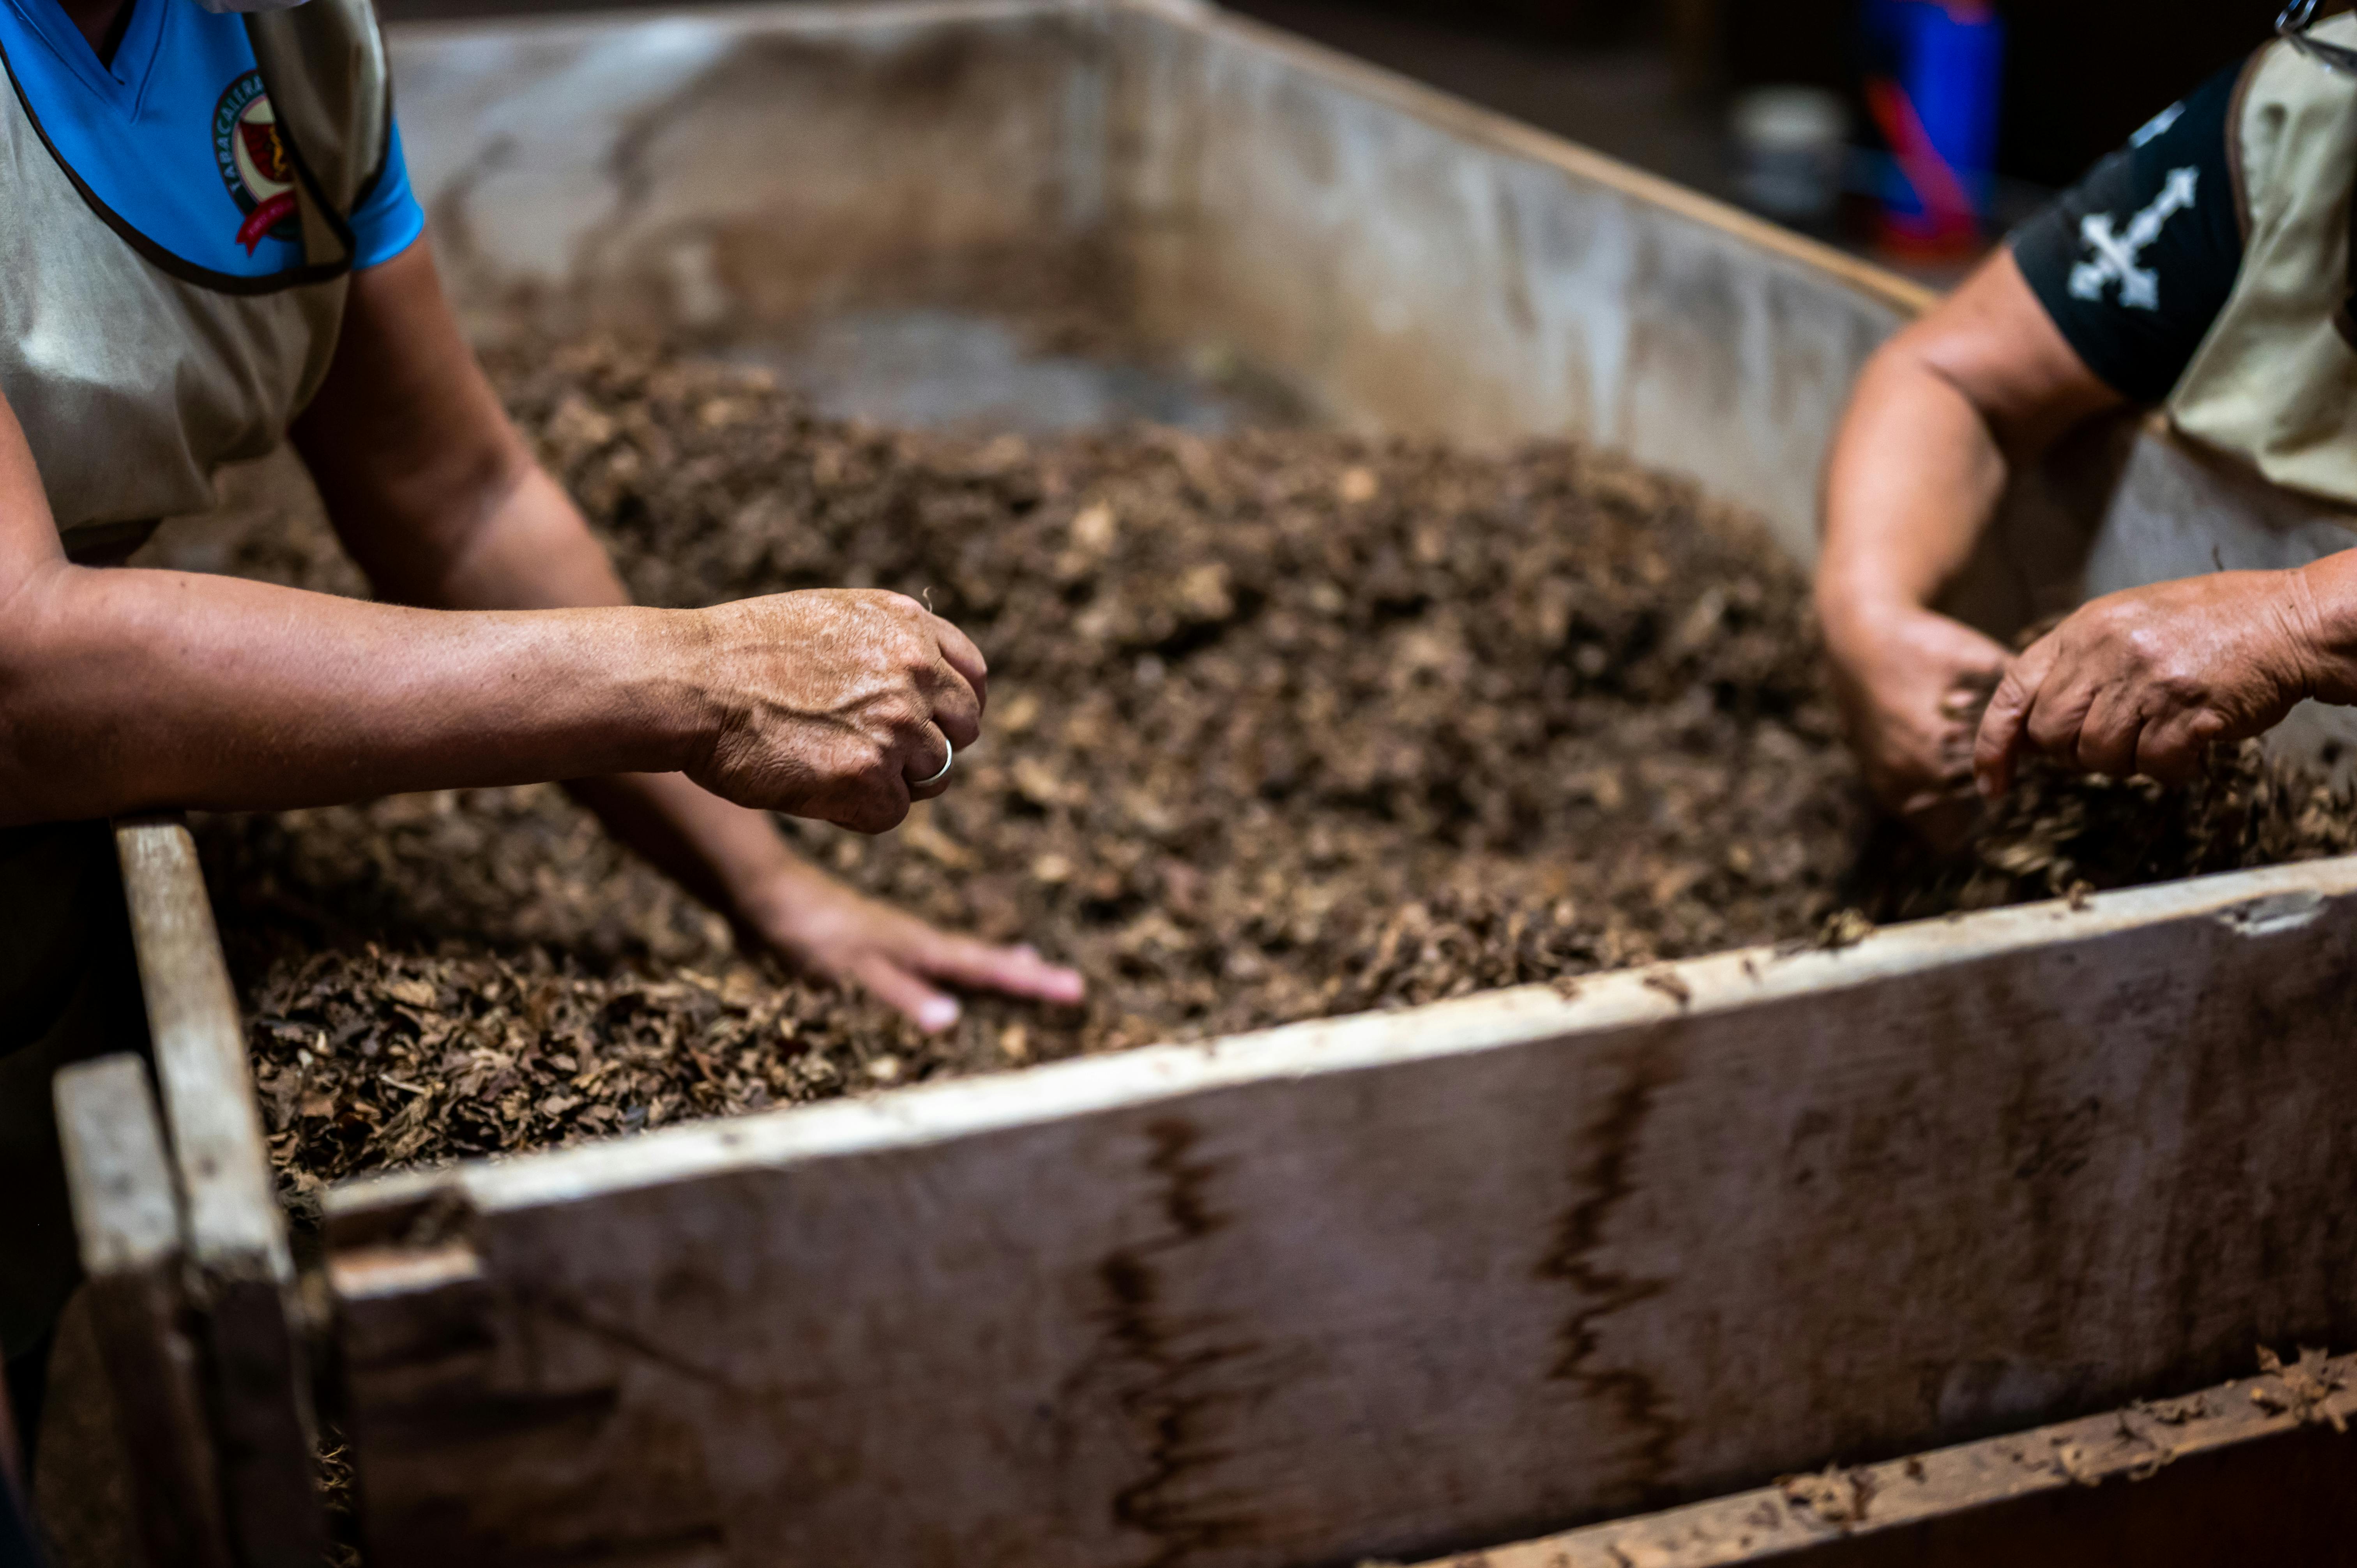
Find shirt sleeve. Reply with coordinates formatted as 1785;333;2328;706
2008;58;2249;404
348;118;426;271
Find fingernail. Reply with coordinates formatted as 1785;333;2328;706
918;998;961;1031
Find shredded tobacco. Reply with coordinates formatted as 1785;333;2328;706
168;337;2357;1207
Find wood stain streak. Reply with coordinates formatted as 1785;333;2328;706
1536;1048;1685;1498
1093;1117;1264;1567
515;1286;753;1396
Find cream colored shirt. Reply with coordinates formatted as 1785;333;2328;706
0;0;386;558
2169;14;2357;504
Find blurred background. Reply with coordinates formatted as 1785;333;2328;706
375;0;2290;281
1217;0;2286;278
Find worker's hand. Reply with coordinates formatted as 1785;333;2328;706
687;589;986;833
739;861;1085;1031
1822;600;2012;844
1974;570;2330;796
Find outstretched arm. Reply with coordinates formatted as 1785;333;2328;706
291;239;1082;1028
0;403;977;830
1817;249;2121;832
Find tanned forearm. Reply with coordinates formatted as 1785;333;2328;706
283;239;804;917
0;556;706;825
352;456;807;921
269;237;1076;1024
1817;341;2011;641
1812;251;2125;825
1820;251;2120;637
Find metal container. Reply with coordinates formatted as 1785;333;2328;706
69;3;2357;1564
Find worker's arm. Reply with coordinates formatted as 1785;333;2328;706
291;239;1081;1028
1832;252;2357;799
0;354;979;832
1824;57;2280;823
1816;249;2122;832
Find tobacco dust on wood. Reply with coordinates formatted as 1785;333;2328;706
166;338;2357;1203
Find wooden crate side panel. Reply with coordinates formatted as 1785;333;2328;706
386;3;1115;341
1430;1353;2357;1567
384;0;1931;563
332;865;2357;1568
1107;3;1924;563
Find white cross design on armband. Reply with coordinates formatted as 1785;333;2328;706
2067;166;2199;311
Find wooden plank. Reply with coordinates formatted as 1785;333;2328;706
1421;1351;2357;1566
1113;0;1919;561
53;1054;234;1568
326;858;2357;1568
113;817;284;1272
1126;0;1931;316
383;0;1931;565
114;817;325;1568
385;2;1119;342
1119;0;1924;568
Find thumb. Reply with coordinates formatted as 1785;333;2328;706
1974;646;2047;799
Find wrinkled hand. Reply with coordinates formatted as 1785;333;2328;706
741;862;1086;1031
1974;570;2327;796
689;589;986;832
1823;601;2011;842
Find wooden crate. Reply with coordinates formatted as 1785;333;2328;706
68;2;2357;1563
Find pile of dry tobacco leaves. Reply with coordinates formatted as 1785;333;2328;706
170;339;2357;1201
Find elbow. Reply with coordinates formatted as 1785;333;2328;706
330;433;541;608
0;563;106;826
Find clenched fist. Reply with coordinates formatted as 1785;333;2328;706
684;589;987;832
1822;598;2011;843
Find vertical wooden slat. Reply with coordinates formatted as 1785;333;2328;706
113;816;325;1568
53;1055;233;1568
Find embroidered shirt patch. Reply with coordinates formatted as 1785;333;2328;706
212;70;299;254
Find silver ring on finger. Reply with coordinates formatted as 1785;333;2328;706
913;737;954;789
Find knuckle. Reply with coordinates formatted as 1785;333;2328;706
2120;626;2170;671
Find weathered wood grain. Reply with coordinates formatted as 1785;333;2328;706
1424;1352;2357;1566
113;817;325;1568
113;818;283;1273
53;1054;233;1568
1110;0;1924;563
328;860;2357;1568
